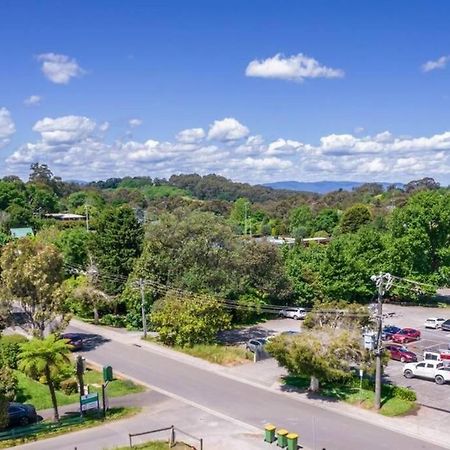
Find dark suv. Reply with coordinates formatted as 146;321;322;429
441;320;450;332
8;402;37;427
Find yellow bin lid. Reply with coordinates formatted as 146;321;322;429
264;424;276;431
287;433;299;439
277;429;289;436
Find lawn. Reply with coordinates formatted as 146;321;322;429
283;375;416;417
112;442;191;449
0;407;139;448
15;368;145;410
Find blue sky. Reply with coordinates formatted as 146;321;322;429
1;0;450;183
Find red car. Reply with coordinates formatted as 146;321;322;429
391;328;421;344
384;344;417;363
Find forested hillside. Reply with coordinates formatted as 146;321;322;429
0;164;447;330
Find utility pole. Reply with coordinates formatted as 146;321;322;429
139;278;148;339
85;204;90;232
371;273;393;410
244;202;248;236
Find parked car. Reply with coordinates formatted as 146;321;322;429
441;319;450;332
7;402;37;427
403;361;450;385
60;333;84;351
245;338;267;353
424;350;450;365
279;308;307;320
391;328;421;344
381;326;401;340
424;318;446;329
384;344;417;363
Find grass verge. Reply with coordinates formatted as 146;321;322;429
175;344;252;366
15;368;144;410
283;375;416;417
143;338;252;366
0;407;140;448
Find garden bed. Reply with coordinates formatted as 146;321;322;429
283;375;417;417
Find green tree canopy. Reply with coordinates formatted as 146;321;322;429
89;206;143;294
267;329;363;391
151;293;231;347
0;238;67;336
340;204;371;233
19;335;72;421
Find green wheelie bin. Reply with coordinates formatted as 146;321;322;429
276;429;288;448
264;423;276;443
287;432;299;450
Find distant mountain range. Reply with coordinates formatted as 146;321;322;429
264;181;400;194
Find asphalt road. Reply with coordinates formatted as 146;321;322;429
68;325;444;450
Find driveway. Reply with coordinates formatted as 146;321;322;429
218;318;302;345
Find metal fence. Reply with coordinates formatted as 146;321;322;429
0;415;85;442
128;425;203;449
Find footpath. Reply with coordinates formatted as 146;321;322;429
20;392;263;450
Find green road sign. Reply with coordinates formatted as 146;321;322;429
80;393;99;411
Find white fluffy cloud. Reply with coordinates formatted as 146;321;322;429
33;116;97;144
422;55;450;72
176;128;205;143
208;118;249;141
246;53;344;82
37;53;85;84
0;108;15;148
24;95;42;106
129;118;143;128
6;114;450;184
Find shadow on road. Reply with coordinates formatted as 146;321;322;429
77;333;110;351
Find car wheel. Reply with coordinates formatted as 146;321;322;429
293;315;298;320
435;375;445;385
404;369;414;379
400;357;406;363
19;417;29;427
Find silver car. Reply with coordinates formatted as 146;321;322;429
279;307;307;320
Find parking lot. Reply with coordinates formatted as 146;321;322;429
381;304;450;414
226;304;450;415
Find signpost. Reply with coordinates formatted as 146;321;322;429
359;369;364;403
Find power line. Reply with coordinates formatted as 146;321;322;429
63;263;372;317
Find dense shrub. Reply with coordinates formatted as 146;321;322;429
99;314;127;328
0;367;17;401
391;385;417;401
60;378;78;395
0;334;28;369
151;294;231;347
351;377;416;402
0;396;8;430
